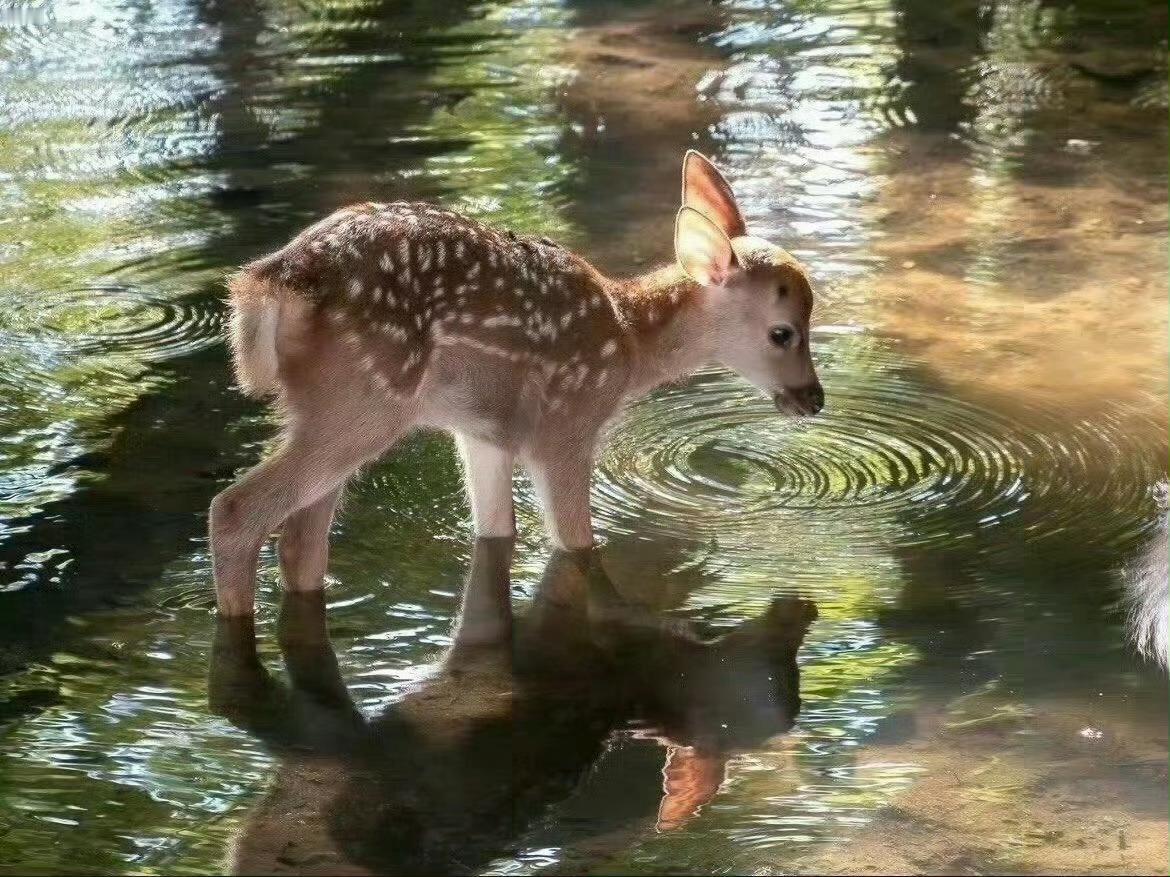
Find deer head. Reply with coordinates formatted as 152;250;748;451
675;151;823;415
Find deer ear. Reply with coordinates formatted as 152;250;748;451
675;206;740;287
656;746;728;832
682;150;747;239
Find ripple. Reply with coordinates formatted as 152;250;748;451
27;284;224;361
595;341;1163;558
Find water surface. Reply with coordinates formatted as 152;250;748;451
0;0;1166;874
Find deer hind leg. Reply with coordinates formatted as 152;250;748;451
456;434;515;538
211;418;410;616
278;485;343;594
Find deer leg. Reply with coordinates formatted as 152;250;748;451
210;423;406;616
527;445;595;550
456;434;516;538
278;485;343;594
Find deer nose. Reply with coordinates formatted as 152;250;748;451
805;383;824;414
789;382;823;415
773;383;824;416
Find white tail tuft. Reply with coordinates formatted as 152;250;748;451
1124;483;1169;669
227;272;281;397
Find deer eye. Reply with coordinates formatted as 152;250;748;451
769;324;796;349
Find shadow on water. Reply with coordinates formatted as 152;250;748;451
0;347;259;672
209;539;815;875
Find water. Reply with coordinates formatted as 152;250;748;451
0;0;1165;873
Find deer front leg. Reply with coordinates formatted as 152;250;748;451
456;435;516;538
527;442;595;550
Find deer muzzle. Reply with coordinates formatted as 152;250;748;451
774;382;824;416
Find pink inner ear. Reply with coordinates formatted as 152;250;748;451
676;207;736;287
684;152;747;239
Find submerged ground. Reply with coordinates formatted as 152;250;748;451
0;0;1166;874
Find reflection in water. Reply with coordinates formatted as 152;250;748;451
210;540;815;875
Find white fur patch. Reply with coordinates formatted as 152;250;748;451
482;314;521;328
1126;488;1169;668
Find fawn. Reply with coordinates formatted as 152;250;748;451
212;151;822;615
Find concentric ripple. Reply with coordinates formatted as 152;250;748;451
22;284;224;361
595;350;1164;557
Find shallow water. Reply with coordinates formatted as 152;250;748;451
0;0;1166;874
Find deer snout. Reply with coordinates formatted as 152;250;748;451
774;381;823;416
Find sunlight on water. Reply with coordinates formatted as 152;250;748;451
0;0;1165;873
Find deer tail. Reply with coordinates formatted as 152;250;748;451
226;265;284;398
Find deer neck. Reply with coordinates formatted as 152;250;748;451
608;264;716;397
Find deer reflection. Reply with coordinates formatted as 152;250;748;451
210;540;815;875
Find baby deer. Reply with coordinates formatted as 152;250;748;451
212;151;822;615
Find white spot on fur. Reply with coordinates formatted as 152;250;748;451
600;339;618;357
347;278;363;299
482;314;521;328
379;251;393;272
